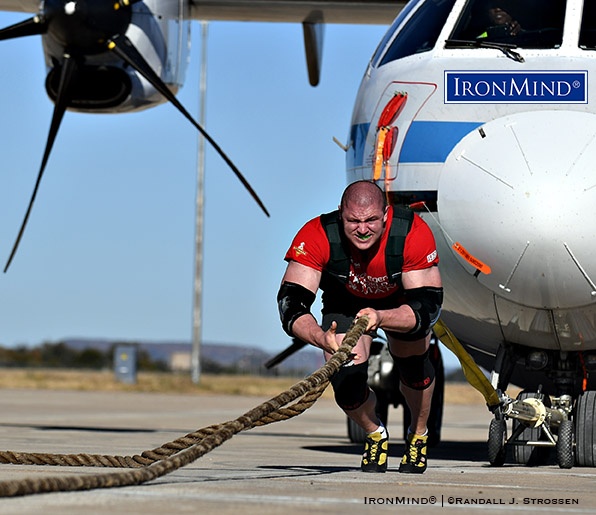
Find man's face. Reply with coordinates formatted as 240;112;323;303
340;201;388;251
488;7;513;26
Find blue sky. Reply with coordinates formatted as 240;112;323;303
0;12;459;370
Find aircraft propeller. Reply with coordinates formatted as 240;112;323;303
0;0;270;273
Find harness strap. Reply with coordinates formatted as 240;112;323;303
320;205;414;286
386;205;414;285
320;211;350;282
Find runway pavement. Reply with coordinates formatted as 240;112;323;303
0;387;595;514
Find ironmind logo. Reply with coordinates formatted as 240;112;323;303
444;71;587;103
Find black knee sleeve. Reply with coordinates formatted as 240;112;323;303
392;350;435;390
331;362;370;410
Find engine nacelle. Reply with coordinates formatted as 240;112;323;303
42;0;190;113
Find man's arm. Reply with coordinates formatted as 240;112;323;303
357;266;442;334
278;261;340;354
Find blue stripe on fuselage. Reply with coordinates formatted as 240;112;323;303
399;121;483;162
349;120;483;167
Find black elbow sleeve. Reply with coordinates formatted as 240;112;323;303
277;281;316;336
401;286;443;340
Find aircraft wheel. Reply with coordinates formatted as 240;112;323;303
575;390;596;466
488;418;507;466
512;391;551;466
556;419;574;469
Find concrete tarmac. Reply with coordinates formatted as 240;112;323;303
0;387;595;514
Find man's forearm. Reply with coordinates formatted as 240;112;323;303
376;305;417;333
291;313;328;351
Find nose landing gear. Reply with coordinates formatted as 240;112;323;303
487;389;574;468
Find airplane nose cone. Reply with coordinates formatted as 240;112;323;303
438;110;596;309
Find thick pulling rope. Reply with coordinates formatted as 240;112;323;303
0;317;369;497
0;381;330;468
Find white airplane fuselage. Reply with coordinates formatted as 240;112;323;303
347;0;596;392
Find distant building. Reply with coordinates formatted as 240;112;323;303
170;351;191;372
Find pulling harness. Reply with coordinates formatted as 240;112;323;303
320;205;414;287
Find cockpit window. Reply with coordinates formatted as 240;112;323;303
371;0;423;68
378;0;457;67
579;1;596;49
450;0;565;48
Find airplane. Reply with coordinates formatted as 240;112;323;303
1;0;595;469
346;0;596;469
266;0;596;468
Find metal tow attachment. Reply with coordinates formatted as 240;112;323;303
502;395;569;429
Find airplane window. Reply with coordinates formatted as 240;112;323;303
370;0;423;68
378;0;457;66
579;1;596;49
450;0;565;48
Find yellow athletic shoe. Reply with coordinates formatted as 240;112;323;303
361;430;389;473
399;432;428;474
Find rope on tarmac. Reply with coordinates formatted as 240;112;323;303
0;316;368;497
0;380;330;468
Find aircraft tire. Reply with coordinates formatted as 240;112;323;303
575;390;596;466
556;419;574;469
487;418;507;466
512;391;551;466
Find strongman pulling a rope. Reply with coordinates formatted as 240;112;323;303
277;180;443;474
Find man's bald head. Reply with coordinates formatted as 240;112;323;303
339;181;388;251
340;180;386;211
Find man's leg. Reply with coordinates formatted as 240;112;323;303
324;329;388;472
389;334;434;473
399;378;435;435
344;387;389;473
342;385;381;433
324;333;378;431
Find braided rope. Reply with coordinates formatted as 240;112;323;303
0;317;368;497
0;380;330;468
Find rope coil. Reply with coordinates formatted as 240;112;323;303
0;316;369;497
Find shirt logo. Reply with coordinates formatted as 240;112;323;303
348;270;396;296
293;242;307;257
427;250;437;263
444;71;587;104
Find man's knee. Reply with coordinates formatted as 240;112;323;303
391;350;435;391
331;362;370;410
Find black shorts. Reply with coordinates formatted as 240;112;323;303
320;284;404;334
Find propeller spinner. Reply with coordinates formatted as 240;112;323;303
1;0;270;272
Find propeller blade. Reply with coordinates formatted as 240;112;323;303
4;55;77;272
107;35;270;218
0;16;47;41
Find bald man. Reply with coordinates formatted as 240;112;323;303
277;180;442;474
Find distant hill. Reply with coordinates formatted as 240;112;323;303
63;338;324;375
43;338;461;378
